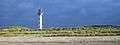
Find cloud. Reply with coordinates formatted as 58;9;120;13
18;2;34;9
0;0;120;28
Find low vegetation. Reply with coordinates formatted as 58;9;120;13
0;25;120;37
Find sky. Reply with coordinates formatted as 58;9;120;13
0;0;120;28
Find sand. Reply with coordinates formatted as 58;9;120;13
0;36;120;43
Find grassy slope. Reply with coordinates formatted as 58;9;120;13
0;25;120;37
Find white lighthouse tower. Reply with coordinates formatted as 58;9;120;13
37;8;43;29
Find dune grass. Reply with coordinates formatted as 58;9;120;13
0;25;120;37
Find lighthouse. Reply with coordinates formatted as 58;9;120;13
37;8;43;29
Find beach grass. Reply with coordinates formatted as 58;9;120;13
0;25;120;37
